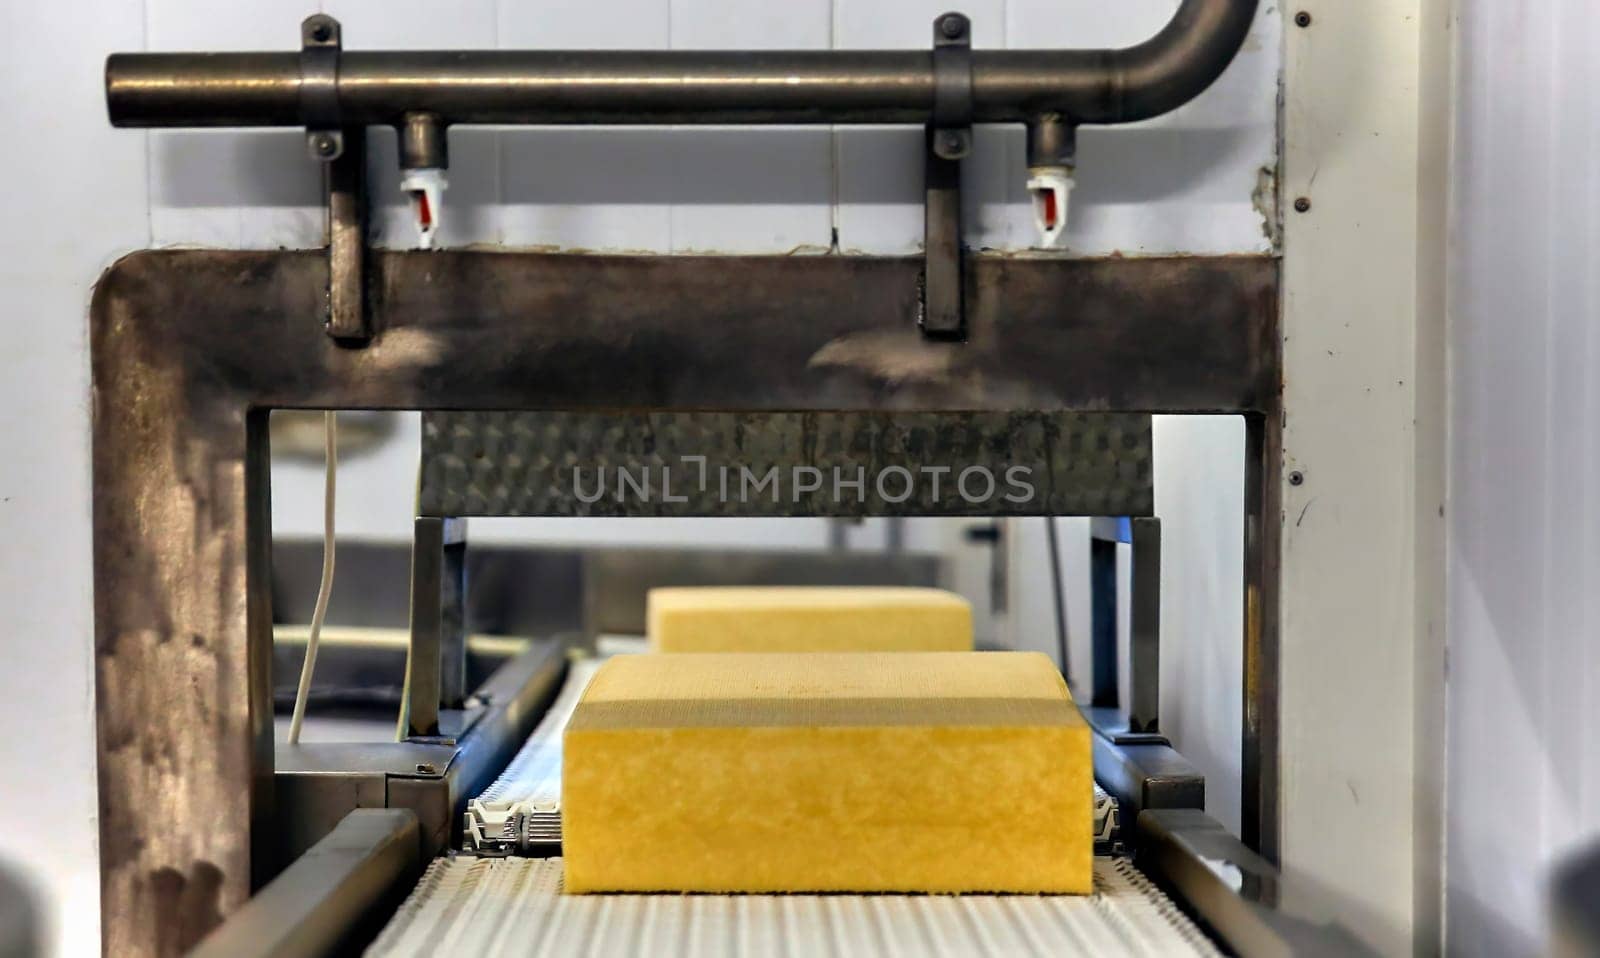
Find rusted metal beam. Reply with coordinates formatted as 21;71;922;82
100;250;1275;413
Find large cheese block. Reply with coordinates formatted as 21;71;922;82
645;586;972;653
562;651;1092;894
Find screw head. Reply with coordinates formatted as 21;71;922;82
310;22;332;42
1289;470;1305;486
1294;11;1312;27
938;130;965;154
939;14;966;39
312;134;337;157
1293;196;1312;213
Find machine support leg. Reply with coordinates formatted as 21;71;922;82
1090;519;1120;710
440;528;468;709
1128;517;1162;733
1241;412;1282;861
324;128;368;342
407;517;466;737
921;12;972;339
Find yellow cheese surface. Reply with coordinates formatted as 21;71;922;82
646;586;972;653
562;651;1092;894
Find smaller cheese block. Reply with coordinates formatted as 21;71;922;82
646;586;972;653
562;651;1092;894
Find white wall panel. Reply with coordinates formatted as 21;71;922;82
500;128;674;251
498;0;673;250
0;4;149;955
664;129;835;252
137;1;1277;257
1279;0;1447;952
1007;517;1092;677
665;0;833;252
1153;416;1244;835
836;0;1006;49
146;0;324;249
270;413;423;543
1447;1;1600;954
1007;0;1278;255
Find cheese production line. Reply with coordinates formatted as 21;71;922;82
88;1;1369;953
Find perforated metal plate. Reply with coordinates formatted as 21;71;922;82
420;411;1153;518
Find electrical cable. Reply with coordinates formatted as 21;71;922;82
1045;516;1072;688
287;411;338;745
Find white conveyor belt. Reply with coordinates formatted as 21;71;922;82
368;856;1219;958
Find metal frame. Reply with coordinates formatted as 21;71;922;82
105;1;1257;347
90;249;1278;954
1092;732;1205;826
1138;810;1378;956
273;640;565;867
189;810;422;958
1241;413;1281;856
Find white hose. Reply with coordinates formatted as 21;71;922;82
287;411;338;745
396;461;423;743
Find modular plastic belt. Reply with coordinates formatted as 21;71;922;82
368;856;1217;958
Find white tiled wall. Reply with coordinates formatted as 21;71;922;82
136;0;1280;255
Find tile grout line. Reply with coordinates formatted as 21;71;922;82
828;0;841;249
140;0;153;246
492;0;504;245
666;0;676;254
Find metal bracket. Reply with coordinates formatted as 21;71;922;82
325;130;368;341
407;517;468;738
301;15;370;342
923;12;972;339
300;15;343;160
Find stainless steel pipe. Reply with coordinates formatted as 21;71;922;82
105;0;1257;129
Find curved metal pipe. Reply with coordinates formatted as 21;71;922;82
105;0;1257;129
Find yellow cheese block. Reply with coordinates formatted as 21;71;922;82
562;651;1092;894
646;586;972;653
